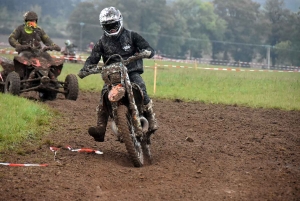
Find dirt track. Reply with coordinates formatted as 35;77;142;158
0;91;299;201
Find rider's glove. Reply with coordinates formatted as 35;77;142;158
43;45;61;52
15;45;30;53
42;46;51;52
137;49;152;58
124;49;152;65
51;44;61;52
77;70;87;79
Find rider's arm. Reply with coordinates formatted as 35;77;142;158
8;26;22;48
80;40;102;72
131;31;155;58
39;28;61;51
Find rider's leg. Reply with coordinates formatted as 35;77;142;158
88;88;109;142
128;72;158;133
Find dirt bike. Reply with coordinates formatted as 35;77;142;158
79;53;153;167
0;46;79;101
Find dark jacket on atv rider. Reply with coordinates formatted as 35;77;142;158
9;24;58;51
78;7;158;143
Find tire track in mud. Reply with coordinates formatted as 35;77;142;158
0;91;299;201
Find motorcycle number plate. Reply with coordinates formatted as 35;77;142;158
108;84;125;102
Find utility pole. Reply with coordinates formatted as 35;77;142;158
266;45;271;69
79;22;85;52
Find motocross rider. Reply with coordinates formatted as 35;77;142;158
62;40;77;56
78;7;158;143
7;11;61;86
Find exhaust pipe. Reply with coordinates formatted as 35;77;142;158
140;116;149;132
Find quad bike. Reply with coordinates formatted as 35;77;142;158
79;53;153;167
0;46;79;101
61;51;78;63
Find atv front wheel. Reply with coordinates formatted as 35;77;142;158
64;74;78;100
5;71;20;95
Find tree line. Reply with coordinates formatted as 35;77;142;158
0;0;299;66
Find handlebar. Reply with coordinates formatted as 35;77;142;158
15;45;60;53
78;50;151;79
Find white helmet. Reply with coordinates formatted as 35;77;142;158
65;40;71;46
99;7;123;37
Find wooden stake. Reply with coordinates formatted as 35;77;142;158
154;63;157;94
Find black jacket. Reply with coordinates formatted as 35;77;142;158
82;28;155;74
9;24;55;49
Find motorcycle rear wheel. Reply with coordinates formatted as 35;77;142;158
117;105;144;167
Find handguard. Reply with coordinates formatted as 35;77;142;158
77;66;102;79
123;49;152;65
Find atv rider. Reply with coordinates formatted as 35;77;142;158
7;11;61;86
78;7;158;142
62;40;77;56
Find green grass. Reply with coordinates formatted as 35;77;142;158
142;67;300;110
59;61;300;110
0;94;53;152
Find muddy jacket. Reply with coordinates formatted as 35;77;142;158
82;28;155;74
9;24;56;49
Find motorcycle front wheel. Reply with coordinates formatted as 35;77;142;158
116;105;144;167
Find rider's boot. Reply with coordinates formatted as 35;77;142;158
88;105;109;142
144;99;158;142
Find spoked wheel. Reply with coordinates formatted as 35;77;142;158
117;105;144;167
5;71;20;95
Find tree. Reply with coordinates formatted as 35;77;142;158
263;0;294;65
169;0;225;59
67;2;101;50
273;7;300;66
213;0;266;62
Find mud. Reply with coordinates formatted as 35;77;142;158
0;91;299;201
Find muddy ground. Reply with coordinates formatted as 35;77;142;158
0;91;299;201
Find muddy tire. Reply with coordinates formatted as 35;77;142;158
64;74;78;100
5;71;20;95
117;105;144;167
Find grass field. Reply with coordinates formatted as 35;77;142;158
0;53;299;152
59;60;300;111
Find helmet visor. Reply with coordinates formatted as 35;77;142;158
102;21;120;34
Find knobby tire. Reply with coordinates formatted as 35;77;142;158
116;105;143;167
